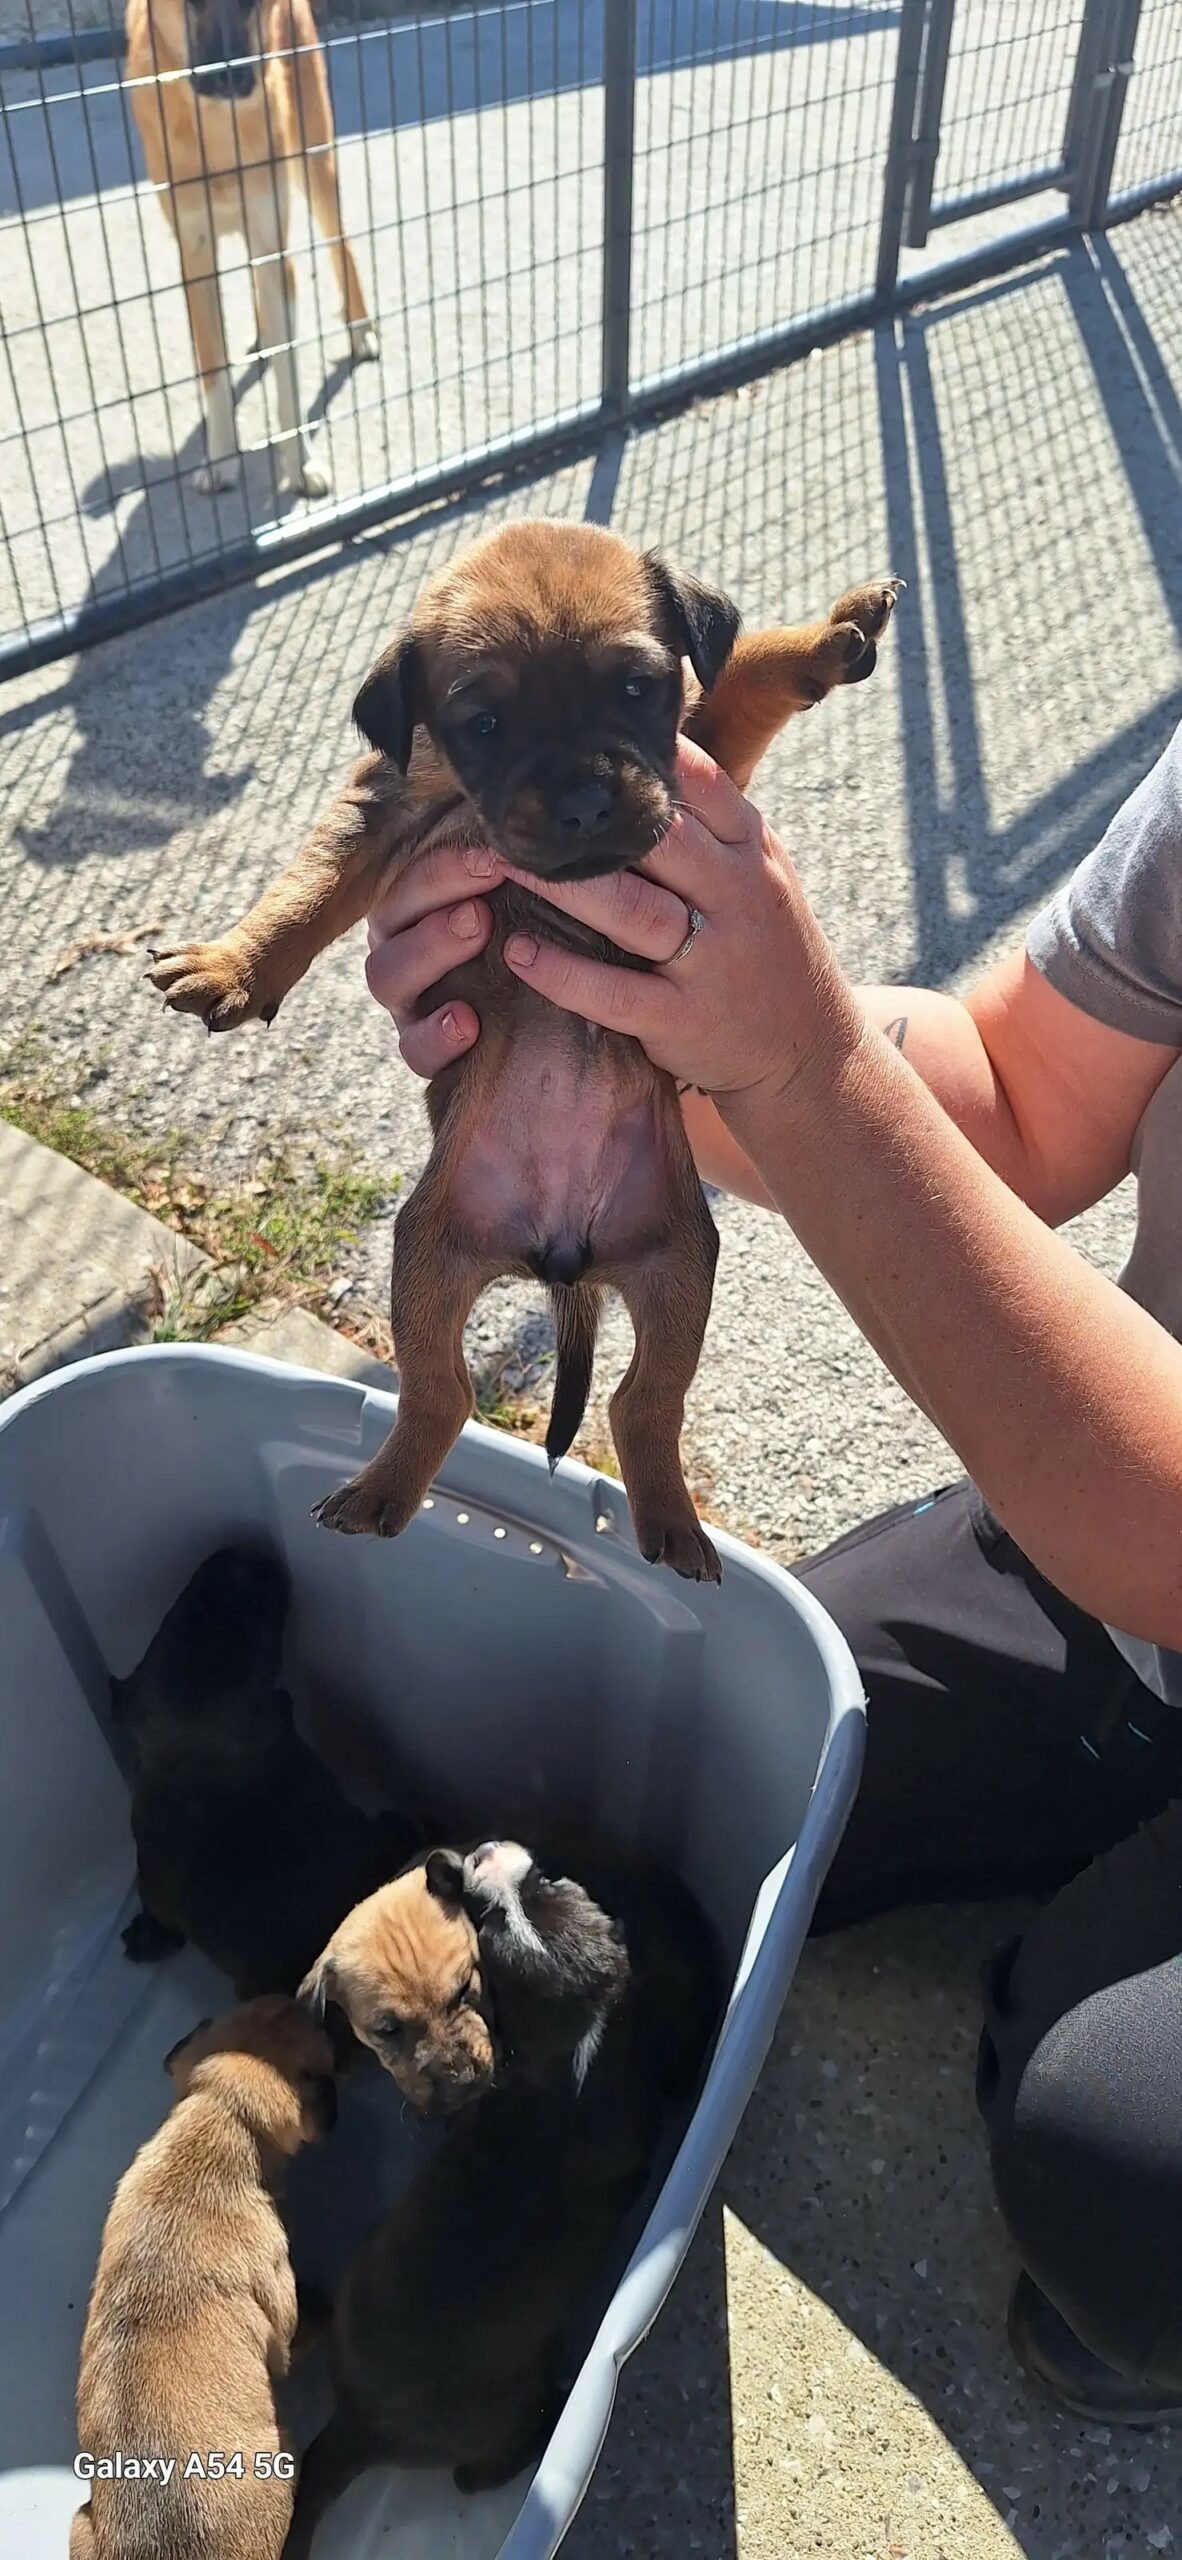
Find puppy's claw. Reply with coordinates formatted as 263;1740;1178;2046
636;1517;722;1584
314;1476;415;1540
148;940;268;1033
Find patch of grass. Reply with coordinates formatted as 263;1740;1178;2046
1;1042;394;1344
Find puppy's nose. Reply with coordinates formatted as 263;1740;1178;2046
555;780;614;838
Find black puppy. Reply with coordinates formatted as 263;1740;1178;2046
284;1839;721;2548
114;1546;418;1997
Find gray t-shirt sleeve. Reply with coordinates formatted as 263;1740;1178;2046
1026;719;1182;1043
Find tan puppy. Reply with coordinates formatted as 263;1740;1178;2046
300;1850;495;2115
125;0;378;496
70;1996;336;2560
149;522;901;1580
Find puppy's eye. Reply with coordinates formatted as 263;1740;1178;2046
467;709;498;739
623;676;648;701
376;2013;407;2042
446;1978;472;2015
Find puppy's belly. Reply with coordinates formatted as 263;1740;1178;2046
450;1026;669;1269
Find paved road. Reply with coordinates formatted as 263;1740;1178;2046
3;135;1182;2560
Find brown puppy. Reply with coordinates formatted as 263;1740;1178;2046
150;523;900;1578
300;1852;496;2115
126;0;377;497
71;1997;336;2560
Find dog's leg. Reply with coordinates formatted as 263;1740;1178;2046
175;201;237;495
68;2504;95;2560
122;1907;185;1964
284;2414;375;2560
245;163;329;500
316;1168;494;1539
294;36;378;359
148;761;406;1030
607;1180;721;1584
685;576;904;788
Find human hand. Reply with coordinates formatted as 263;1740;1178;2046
365;840;507;1077
498;739;861;1103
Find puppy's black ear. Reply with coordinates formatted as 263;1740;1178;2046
353;633;424;771
425;1847;465;1905
644;553;741;692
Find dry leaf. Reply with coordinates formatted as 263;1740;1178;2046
50;921;165;980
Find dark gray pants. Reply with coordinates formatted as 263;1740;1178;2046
799;1483;1182;2386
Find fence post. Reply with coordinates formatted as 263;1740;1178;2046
1067;0;1143;229
601;0;638;421
876;0;931;307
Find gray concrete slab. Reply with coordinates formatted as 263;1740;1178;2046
4;204;1182;2557
0;1114;206;1388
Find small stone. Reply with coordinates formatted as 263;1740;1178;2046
1130;2463;1151;2493
870;2158;886;2176
820;2059;838;2081
1147;2532;1172;2552
913;2259;928;2279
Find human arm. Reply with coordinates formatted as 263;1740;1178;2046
491;743;1182;1646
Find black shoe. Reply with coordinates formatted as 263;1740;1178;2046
1008;2273;1182;2427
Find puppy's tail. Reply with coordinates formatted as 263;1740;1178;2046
546;1282;603;1472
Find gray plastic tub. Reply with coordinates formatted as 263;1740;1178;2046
0;1343;864;2558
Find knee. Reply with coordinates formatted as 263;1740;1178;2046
984;1970;1182;2384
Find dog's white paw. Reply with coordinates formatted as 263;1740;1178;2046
350;320;380;363
193;454;240;495
283;457;331;502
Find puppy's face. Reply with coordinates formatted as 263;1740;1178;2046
461;1841;630;2086
300;1855;496;2117
185;0;261;99
352;522;741;882
165;1995;338;2151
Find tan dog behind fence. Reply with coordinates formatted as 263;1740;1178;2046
150;522;901;1579
125;0;378;497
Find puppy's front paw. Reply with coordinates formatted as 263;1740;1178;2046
314;1472;415;1540
122;1910;185;1964
193;454;240;496
635;1512;722;1584
148;938;279;1033
349;319;380;363
826;575;905;683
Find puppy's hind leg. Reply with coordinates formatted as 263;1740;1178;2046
283;2414;375;2560
607;1181;721;1585
316;1168;497;1541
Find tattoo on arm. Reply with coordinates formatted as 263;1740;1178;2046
884;1015;908;1053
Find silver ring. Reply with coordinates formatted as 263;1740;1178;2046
671;904;704;964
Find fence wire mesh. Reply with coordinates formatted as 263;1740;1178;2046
1;0;1179;679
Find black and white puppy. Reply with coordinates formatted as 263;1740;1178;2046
283;1839;721;2548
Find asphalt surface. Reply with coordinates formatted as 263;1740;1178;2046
4;187;1182;2560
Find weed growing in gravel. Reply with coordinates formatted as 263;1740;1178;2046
0;1039;393;1343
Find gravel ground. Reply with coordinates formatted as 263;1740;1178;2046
5;206;1182;2557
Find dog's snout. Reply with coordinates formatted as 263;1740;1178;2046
555;779;614;839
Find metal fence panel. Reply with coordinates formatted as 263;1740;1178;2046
1;0;1180;681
